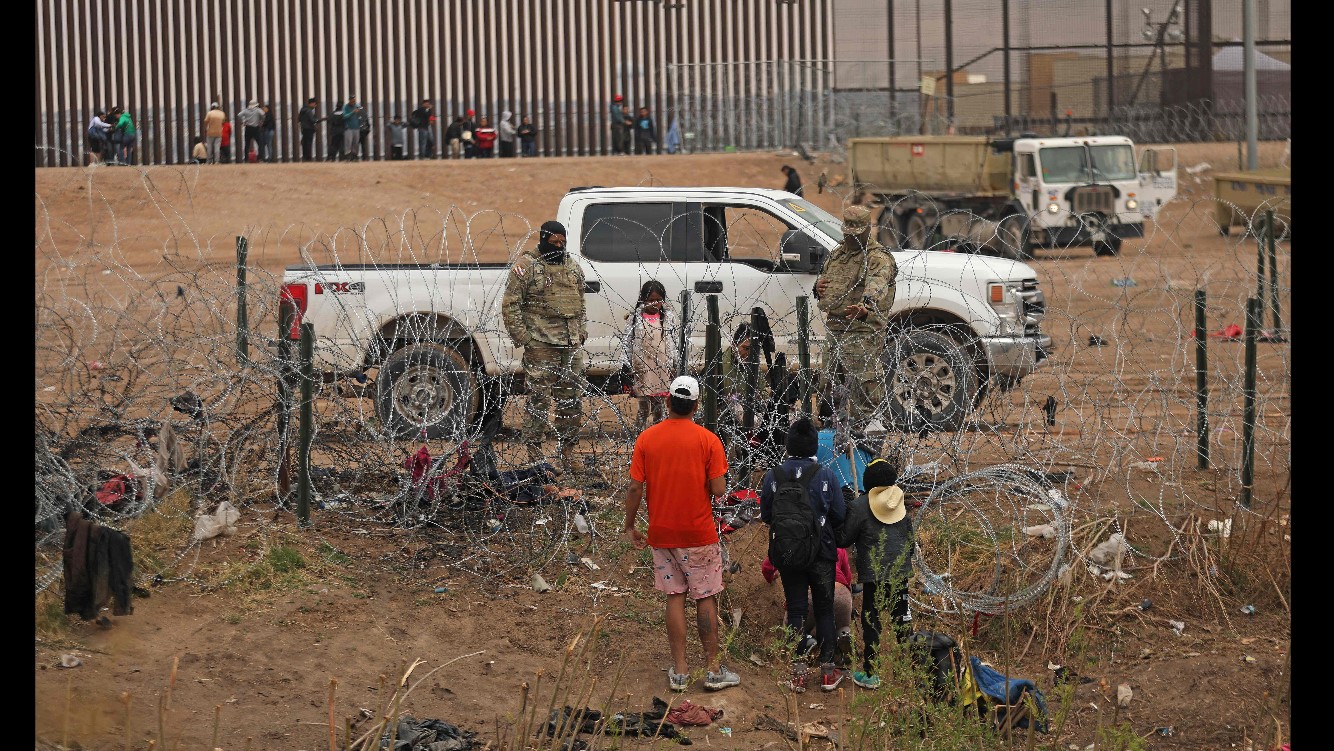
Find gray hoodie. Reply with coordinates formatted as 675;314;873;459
499;111;517;142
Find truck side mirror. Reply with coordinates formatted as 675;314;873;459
778;229;824;273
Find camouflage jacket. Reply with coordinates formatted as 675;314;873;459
502;251;588;347
815;238;897;334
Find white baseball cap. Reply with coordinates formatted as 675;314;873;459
669;375;700;401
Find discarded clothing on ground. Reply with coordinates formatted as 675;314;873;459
63;510;135;620
405;443;568;506
665;699;723;726
380;716;476;751
962;657;1049;733
543;699;691;744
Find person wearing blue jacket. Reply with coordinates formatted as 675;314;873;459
760;417;848;691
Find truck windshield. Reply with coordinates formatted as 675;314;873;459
1039;144;1136;183
781;198;843;242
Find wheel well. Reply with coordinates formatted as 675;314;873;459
888;310;989;381
367;314;483;369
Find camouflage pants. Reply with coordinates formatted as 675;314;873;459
522;345;586;447
822;329;886;433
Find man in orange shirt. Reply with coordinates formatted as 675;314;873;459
623;375;741;693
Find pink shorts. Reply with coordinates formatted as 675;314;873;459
652;544;724;600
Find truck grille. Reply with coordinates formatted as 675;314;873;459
1071;186;1115;214
1017;278;1045;337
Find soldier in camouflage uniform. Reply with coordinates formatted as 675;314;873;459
814;205;898;453
502;220;588;471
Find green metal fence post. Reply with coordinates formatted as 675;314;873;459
1266;209;1283;337
1194;290;1209;470
796;296;813;417
1240;297;1259;510
704;295;721;435
236;235;249;366
677;289;692;378
297;322;314;526
277;301;294;502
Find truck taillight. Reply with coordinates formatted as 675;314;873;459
280;283;308;339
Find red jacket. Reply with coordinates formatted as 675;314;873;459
475;126;497;149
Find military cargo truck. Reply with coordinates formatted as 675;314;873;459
846;135;1179;258
1213;167;1291;237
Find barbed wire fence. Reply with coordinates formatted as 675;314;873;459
34;157;1290;622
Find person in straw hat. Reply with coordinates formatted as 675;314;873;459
836;455;914;689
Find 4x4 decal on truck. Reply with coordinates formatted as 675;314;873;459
315;281;365;294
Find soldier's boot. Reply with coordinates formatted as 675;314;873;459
560;444;578;476
526;443;544;467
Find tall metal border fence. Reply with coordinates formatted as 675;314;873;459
35;0;834;167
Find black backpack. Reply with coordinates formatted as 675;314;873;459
767;462;823;570
908;631;965;703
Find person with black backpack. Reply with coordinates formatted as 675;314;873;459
759;417;846;692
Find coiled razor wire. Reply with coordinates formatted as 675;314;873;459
34;161;1290;615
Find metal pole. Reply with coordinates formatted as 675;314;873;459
1266;209;1283;335
944;0;954;125
1255;213;1267;305
1240;297;1259;509
887;0;896;123
796;296;813;417
235;236;249;366
677;289;692;378
297;321;314;526
1243;0;1258;170
704;294;721;435
1002;0;1012;135
1194;290;1209;470
738;311;762;489
277;301;294;502
1105;0;1116;117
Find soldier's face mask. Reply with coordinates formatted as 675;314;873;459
844;225;871;247
539;232;567;262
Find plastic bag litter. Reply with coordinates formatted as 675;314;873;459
1088;533;1128;567
1207;519;1233;538
192;501;240;542
1022;524;1058;539
1117;684;1133;707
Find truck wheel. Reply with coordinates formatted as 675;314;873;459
903;214;933;250
375;343;479;439
997;215;1033;260
1092;234;1122;257
884;329;980;433
876;208;902;248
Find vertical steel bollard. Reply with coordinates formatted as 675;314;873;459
1265;209;1283;336
236;236;249;366
796;296;813;417
677;289;692;378
277;301;294;501
1194;290;1209;470
297;322;314;526
704;295;721;435
1240;298;1259;510
737;310;763;489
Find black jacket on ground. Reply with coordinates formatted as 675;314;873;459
63;511;135;620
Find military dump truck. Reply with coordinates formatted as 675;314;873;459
1213;166;1291;237
846;135;1179;258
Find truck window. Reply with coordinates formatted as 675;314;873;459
1017;153;1036;179
1088;145;1135;180
581;203;675;263
704;205;793;262
1038;147;1088;184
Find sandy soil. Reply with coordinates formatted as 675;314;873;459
34;143;1291;751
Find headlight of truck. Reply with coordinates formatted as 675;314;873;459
988;282;1023;336
1125;198;1139;211
1046;202;1060;214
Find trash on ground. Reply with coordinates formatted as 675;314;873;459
573;513;590;534
1116;683;1133;707
1087;532;1129;568
1169;620;1186;635
1207;519;1233;538
1241;604;1257;615
531;573;552;593
59;654;82;668
434;586;448;594
1156;726;1174;737
1110;277;1137;287
718;727;732;737
1129;460;1161;472
192;501;240;542
1184;162;1212;175
1088;334;1107;346
1139;599;1152;610
1242;655;1257;664
666;698;723;726
1022;524;1057;539
748;653;767;667
1209;323;1244;340
580;557;600;570
590;581;619;591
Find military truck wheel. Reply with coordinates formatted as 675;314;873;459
884;328;980;433
376;343;479;439
876;208;902;248
903;214;933;250
997;215;1034;260
1092;234;1122;257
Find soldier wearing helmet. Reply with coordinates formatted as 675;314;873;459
813;205;898;453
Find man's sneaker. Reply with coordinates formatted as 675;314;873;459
835;629;854;667
852;671;881;689
785;662;810;693
704;664;741;691
668;671;689;692
795;634;818;658
820;663;846;692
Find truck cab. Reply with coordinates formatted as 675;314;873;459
1010;135;1177;255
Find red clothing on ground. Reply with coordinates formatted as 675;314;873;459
630;417;728;549
763;547;852;587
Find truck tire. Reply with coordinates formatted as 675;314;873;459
884;328;980;433
876;207;902;248
903;214;933;250
1092;234;1122;257
997;215;1033;260
375;343;480;439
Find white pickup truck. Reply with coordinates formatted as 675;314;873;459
279;187;1052;437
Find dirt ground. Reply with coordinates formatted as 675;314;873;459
34;144;1291;750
